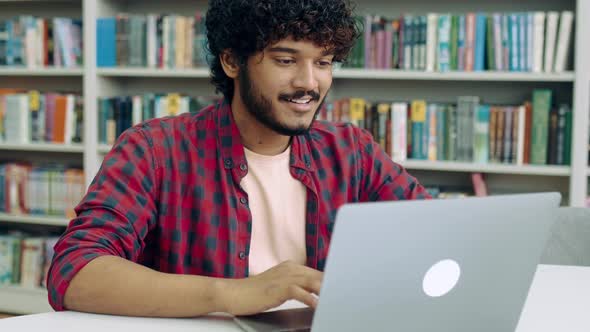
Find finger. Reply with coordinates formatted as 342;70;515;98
291;265;323;283
300;277;322;295
288;285;319;309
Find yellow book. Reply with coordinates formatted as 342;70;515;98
167;93;181;116
410;100;427;122
349;98;365;128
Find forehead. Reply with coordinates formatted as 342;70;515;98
265;37;334;57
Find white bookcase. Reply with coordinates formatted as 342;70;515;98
0;0;589;314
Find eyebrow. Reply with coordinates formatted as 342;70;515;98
268;47;334;57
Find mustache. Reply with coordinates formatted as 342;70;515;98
279;90;321;101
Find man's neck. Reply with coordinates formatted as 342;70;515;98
230;97;291;156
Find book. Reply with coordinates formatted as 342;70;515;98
553;11;574;72
531;90;553;164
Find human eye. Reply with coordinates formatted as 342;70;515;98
275;58;295;65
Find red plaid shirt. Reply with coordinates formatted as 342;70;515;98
47;99;429;310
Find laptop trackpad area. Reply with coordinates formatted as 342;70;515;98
234;307;314;332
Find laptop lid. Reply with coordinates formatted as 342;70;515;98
311;192;561;332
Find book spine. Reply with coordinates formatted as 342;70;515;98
474;105;490;163
530;89;552;164
553;11;574;72
532;12;546;73
474;13;486;71
427;103;438;161
543;12;559;72
464;13;475;71
391;102;408;161
437;14;451;72
457;15;466;71
509;13;520;71
426;14;438;72
410;100;427;160
436;105;447;161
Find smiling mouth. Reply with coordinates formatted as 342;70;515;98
286;97;313;104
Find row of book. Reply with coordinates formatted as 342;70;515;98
319;89;571;165
0;163;85;218
345;11;574;73
0;234;58;288
0;16;83;68
97;13;208;68
98;94;215;144
0;90;83;145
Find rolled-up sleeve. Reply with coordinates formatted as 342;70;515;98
47;126;160;311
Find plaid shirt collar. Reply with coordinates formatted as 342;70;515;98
215;98;317;175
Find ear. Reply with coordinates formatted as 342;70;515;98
220;50;240;79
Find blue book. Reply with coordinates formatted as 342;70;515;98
97;18;116;67
526;12;534;72
457;15;466;71
474;105;490;163
519;13;527;72
5;20;14;66
437;14;451;72
474;14;487;71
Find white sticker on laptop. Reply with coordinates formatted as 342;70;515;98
422;259;461;297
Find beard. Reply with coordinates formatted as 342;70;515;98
238;65;327;136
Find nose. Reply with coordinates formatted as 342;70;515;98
292;61;319;92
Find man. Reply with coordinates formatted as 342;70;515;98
48;0;429;318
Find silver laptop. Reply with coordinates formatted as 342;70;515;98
235;192;561;332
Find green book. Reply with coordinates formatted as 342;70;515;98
530;89;553;165
562;105;573;165
486;15;495;70
446;105;458;161
450;15;459;70
436;105;447;160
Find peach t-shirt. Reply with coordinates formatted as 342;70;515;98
241;146;307;276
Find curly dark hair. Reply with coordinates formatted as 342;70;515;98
205;0;361;100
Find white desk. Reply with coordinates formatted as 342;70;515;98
1;264;588;331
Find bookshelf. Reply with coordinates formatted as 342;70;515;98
333;69;576;82
97;67;210;77
397;160;570;176
1;0;589;315
0;68;84;77
95;67;577;82
0;143;84;153
0;213;69;227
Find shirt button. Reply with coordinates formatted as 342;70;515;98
224;159;233;169
240;197;248;205
238;251;246;260
240;164;247;171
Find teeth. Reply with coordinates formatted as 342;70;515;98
289;98;312;104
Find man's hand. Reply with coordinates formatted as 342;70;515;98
221;261;323;316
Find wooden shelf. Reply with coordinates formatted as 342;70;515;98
0;286;51;315
0;213;69;227
0;143;84;153
397;159;571;176
0;67;83;76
